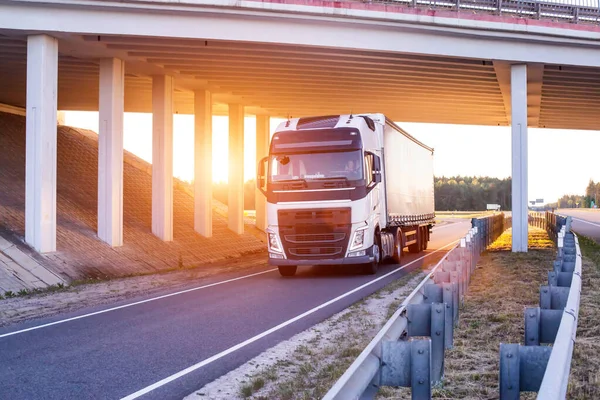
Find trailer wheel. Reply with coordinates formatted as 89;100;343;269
278;266;297;277
422;228;429;250
364;235;381;275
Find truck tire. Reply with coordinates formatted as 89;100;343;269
422;228;429;250
278;266;297;277
364;235;381;275
393;232;402;264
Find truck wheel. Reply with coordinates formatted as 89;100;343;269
422;228;429;250
364;235;381;275
278;266;297;277
393;232;402;264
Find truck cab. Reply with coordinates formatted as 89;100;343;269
257;114;434;277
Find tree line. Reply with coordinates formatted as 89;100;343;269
434;176;512;211
548;180;600;209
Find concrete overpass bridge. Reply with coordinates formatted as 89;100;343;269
1;0;600;256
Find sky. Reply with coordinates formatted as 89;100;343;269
64;111;600;205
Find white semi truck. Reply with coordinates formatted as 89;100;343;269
256;114;435;277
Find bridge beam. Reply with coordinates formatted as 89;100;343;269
98;58;125;247
511;64;528;252
228;104;245;235
255;115;270;232
152;75;174;241
25;34;58;253
194;89;213;238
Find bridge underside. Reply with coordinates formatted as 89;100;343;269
1;32;599;129
1;3;600;257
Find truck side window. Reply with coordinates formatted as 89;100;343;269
365;153;373;185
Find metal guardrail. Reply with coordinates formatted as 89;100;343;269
323;213;508;400
366;0;600;25
498;214;581;399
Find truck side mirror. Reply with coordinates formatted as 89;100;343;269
372;155;382;183
257;157;268;195
372;154;381;172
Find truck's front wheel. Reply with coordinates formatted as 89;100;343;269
278;266;297;277
364;235;381;275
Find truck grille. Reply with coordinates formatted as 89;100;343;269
289;247;343;257
278;208;351;260
284;233;346;243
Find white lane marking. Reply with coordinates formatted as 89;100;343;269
0;269;278;339
572;217;600;229
120;239;459;400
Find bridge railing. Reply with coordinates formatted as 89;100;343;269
323;213;508;400
367;0;600;25
498;215;581;399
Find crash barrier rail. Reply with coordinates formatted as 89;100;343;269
499;216;581;399
367;0;600;25
324;213;509;400
529;211;546;229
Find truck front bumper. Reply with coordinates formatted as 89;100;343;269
268;255;373;266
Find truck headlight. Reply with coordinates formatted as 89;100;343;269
267;231;283;253
349;227;368;251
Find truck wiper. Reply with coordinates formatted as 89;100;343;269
313;176;350;183
276;178;308;185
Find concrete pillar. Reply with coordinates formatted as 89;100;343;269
194;90;212;238
255;115;270;232
152;75;174;241
228;104;245;235
25;34;58;253
98;58;125;247
511;64;528;252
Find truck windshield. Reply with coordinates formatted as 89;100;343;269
270;151;364;182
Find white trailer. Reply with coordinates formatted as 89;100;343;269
257;113;435;276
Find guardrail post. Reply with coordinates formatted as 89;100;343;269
500;344;552;399
381;338;432;400
499;344;520;400
431;303;445;383
407;303;446;384
524;307;541;346
411;339;431;399
548;271;573;287
442;282;454;349
540;285;570;310
449;271;459;322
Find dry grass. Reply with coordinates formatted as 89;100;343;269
566;235;600;399
488;227;555;251
377;227;555;399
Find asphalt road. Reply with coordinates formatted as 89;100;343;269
0;219;471;400
557;209;600;243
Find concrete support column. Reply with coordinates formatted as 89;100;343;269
255;115;270;232
25;34;58;253
152;75;174;241
228;104;245;235
98;58;125;247
194;90;212;238
511;64;528;252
